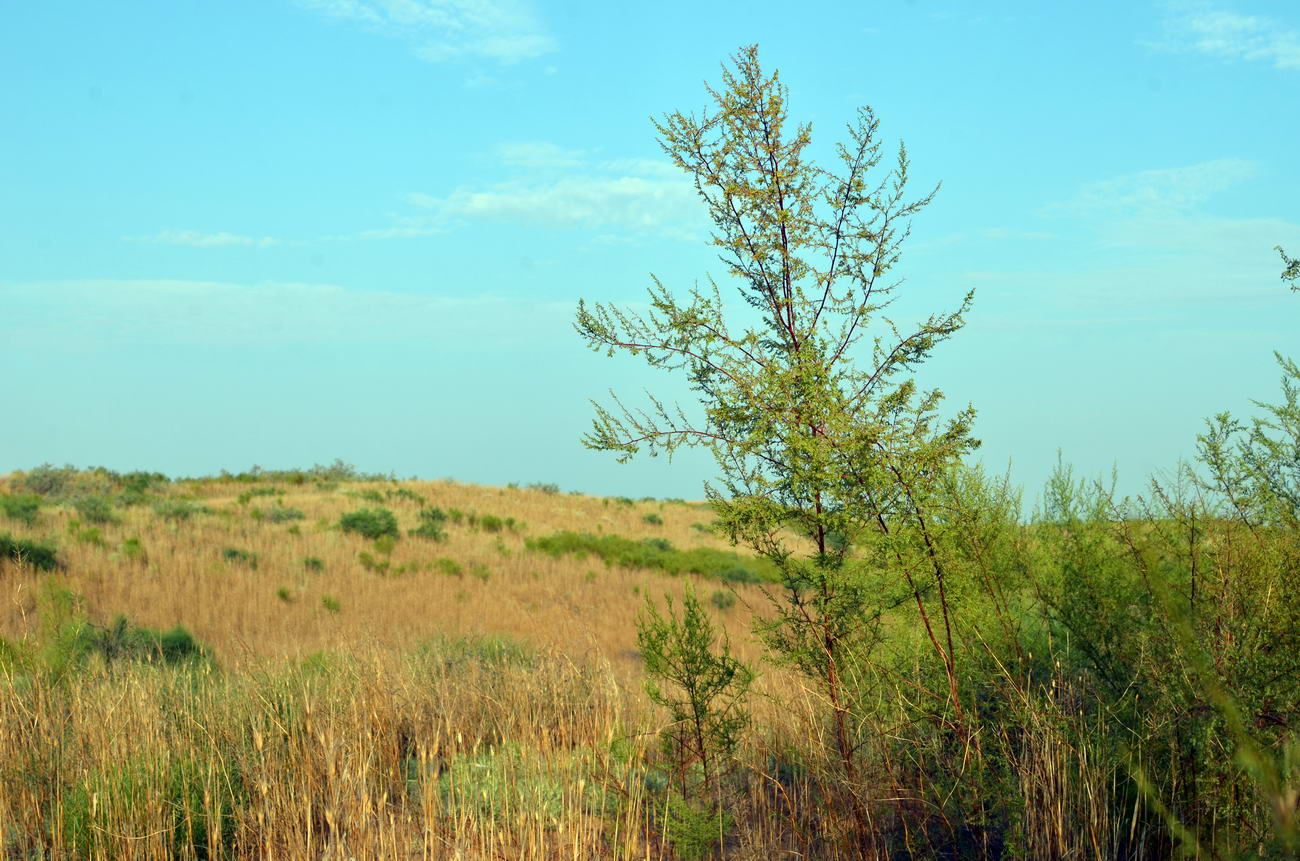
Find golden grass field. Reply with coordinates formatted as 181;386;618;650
0;475;850;860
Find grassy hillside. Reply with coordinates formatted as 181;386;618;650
0;464;1296;859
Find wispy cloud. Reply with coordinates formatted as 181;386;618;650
1056;158;1259;216
296;0;557;64
128;229;285;248
1155;2;1300;70
378;144;704;240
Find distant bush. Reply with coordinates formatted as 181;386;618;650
120;537;146;563
321;595;341;613
339;507;399;541
527;482;561;495
409;508;448;541
387;487;426;505
72;495;116;525
0;493;41;525
303;556;324;572
435;558;463;577
642;513;664;526
153;499;208;522
260;506;305;524
21;463;77;497
468;512;522;534
0;534;59;571
710;590;737;611
89;614;210;666
221;547;258;569
526;531;777;584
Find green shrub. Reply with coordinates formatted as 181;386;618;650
642;512;664;526
710;590;736;611
478;514;505;533
120;537;146;563
338;507;399;540
153;499;207;521
221;547;258;569
409;507;448;541
21;463;76;497
0;493;41;525
260;506;305;523
469;562;491;582
435;558;463;577
72;494;116;524
387;487;426;504
526;531;778;584
276;587;293;602
321;595;341;613
358;551;390;575
0;534;59;570
303;556;324;572
527;482;561;495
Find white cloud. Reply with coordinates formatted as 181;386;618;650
1058;158;1259;216
398;146;704;240
131;229;284;248
492;141;588;169
1156;2;1300;70
296;0;557;64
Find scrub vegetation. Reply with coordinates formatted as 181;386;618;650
0;49;1295;860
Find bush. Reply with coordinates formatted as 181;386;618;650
260;506;305;523
642;513;664;526
72;495;116;525
0;534;59;571
321;595;341;613
21;463;76;497
526;531;778;584
303;556;324;572
528;482;561;495
221;547;258;569
0;493;41;525
153;499;207;521
710;590;737;611
435;557;463;577
409;507;448;541
339;507;399;540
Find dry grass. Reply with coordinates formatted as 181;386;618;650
0;477;838;859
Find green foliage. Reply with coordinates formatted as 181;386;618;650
153;498;208;521
338;506;399;540
120;537;146;563
259;505;305;523
408;507;448;541
221;547;258;569
638;587;752;798
321;595;341;613
527;482;561;494
642;512;664;526
302;556;324;572
0;492;42;525
20;463;77;496
0;533;59;570
662;795;734;860
72;494;117;524
417;633;535;670
709;590;736;611
526;531;776;583
435;557;463;577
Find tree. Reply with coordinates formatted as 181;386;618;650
576;46;978;854
1280;245;1299;291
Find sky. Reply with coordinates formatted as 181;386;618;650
2;0;1298;506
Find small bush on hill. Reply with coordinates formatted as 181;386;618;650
72;495;116;525
339;507;399;540
642;513;664;526
409;507;448;541
526;531;777;583
21;463;77;497
0;493;41;525
0;534;59;571
153;499;207;521
260;506;305;523
221;547;258;569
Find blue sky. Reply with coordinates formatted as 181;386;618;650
2;0;1297;504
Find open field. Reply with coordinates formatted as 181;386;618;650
0;464;1296;859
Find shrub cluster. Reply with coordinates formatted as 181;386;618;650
526;531;776;584
338;507;399;540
